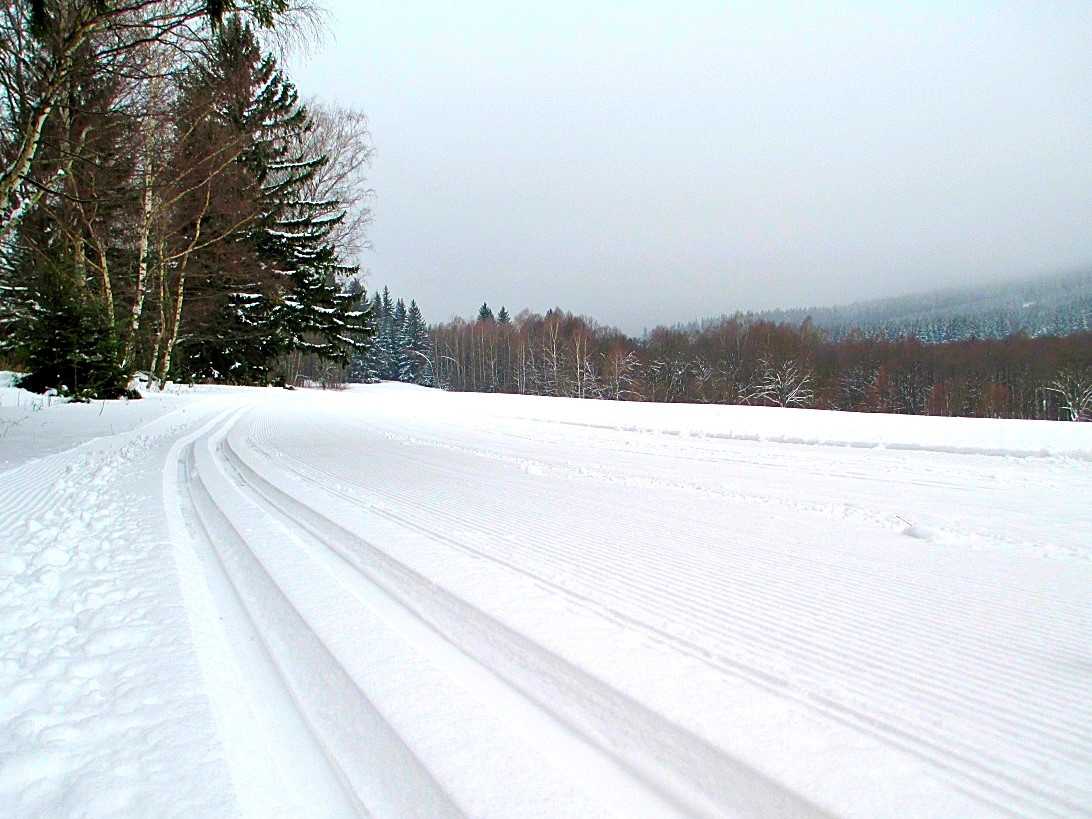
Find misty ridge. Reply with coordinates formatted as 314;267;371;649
679;267;1092;344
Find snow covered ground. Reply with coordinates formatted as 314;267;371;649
0;374;221;472
2;381;1090;818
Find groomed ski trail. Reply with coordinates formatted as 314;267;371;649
170;405;836;818
163;385;1092;819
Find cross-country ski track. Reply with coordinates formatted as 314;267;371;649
3;383;1091;818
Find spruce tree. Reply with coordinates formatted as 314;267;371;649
497;306;511;325
7;254;130;400
177;16;370;381
376;286;397;379
392;298;408;380
346;279;379;383
401;299;433;385
358;289;384;381
477;302;495;322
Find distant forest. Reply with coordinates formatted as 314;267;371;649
423;292;1092;422
724;269;1092;343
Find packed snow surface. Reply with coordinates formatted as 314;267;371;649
1;382;1090;818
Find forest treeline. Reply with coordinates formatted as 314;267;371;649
0;1;374;398
428;305;1092;421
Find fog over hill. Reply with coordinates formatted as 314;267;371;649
686;269;1092;343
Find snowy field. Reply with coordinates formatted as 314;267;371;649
1;381;1090;818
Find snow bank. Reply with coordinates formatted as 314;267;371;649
0;375;257;472
0;371;66;410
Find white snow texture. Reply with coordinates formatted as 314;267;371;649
1;379;1090;818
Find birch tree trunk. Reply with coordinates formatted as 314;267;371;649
149;241;167;374
156;189;209;385
0;12;100;234
0;98;56;229
122;175;153;366
157;261;186;384
122;66;161;369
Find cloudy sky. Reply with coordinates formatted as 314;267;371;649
288;1;1092;332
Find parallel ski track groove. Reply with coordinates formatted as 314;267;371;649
182;417;461;818
249;423;1091;731
245;455;1083;818
253;425;1092;742
338;422;1092;651
220;423;835;819
242;411;1092;819
179;441;372;818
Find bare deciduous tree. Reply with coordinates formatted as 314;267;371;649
300;101;374;264
741;357;814;408
1043;368;1092;421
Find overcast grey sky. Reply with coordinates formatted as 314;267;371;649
288;1;1092;332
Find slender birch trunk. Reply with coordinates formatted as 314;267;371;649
157;262;186;384
0;16;99;233
149;241;167;374
123;168;153;366
157;189;209;385
0;99;55;229
125;135;158;369
122;67;164;368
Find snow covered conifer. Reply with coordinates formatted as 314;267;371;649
375;287;393;378
393;299;410;382
5;253;130;399
399;300;432;385
393;298;407;338
178;16;370;381
357;289;384;381
346;279;379;383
